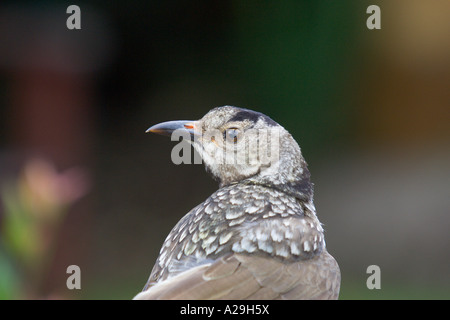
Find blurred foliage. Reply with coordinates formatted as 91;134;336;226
0;159;89;299
229;1;362;150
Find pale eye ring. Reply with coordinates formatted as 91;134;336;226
224;127;240;143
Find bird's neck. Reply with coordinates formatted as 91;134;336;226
236;167;313;203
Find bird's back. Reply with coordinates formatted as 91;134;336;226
139;183;340;299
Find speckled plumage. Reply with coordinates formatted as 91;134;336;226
147;183;324;284
135;106;340;300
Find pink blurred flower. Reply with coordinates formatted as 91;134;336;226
19;158;90;219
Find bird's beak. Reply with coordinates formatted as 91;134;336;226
146;120;200;139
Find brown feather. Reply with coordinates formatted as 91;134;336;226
134;251;340;300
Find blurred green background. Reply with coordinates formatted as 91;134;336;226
0;0;449;299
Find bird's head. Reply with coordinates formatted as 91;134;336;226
147;106;312;201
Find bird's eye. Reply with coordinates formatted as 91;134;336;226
224;128;240;144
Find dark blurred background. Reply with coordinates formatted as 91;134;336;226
0;0;449;299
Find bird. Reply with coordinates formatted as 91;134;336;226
134;106;340;300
